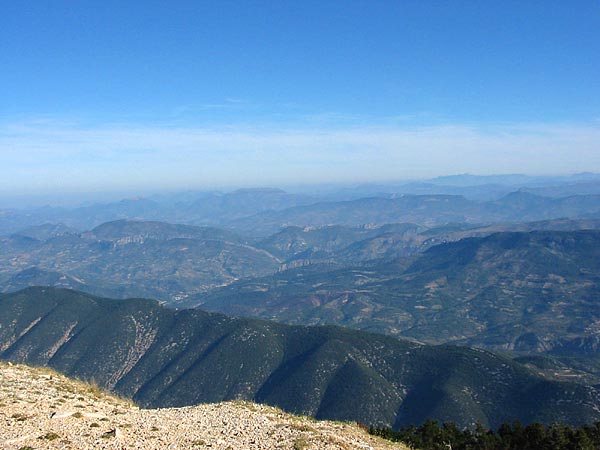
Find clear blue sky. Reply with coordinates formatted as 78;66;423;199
1;1;599;195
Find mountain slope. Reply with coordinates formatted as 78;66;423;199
0;220;281;302
1;287;600;429
256;223;428;269
195;230;600;353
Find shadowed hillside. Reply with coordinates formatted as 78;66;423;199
1;287;600;429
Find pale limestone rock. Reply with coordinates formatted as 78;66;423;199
0;361;406;450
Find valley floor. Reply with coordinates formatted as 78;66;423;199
0;362;404;450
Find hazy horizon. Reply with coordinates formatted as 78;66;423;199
1;171;599;210
2;2;599;195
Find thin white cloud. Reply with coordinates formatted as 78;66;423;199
0;119;599;193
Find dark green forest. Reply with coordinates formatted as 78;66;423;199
371;420;600;450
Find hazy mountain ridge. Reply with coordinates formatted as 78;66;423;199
230;192;600;236
0;188;319;235
2;176;600;236
228;195;479;236
1;287;600;429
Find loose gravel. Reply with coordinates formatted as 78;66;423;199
0;362;406;450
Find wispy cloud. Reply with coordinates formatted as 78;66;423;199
1;118;599;193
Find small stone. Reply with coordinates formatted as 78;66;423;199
51;411;77;419
101;427;122;439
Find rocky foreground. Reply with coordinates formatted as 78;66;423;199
0;362;405;450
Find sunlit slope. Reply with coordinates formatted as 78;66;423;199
196;230;600;351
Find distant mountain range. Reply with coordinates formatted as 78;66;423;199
228;192;600;236
0;188;318;236
2;287;600;429
2;176;600;236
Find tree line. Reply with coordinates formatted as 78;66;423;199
370;420;600;450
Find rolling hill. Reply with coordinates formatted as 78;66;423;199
0;220;281;302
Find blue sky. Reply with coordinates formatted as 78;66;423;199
1;1;599;195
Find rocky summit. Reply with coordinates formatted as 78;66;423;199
0;361;404;450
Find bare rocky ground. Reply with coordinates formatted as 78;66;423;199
0;362;406;450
